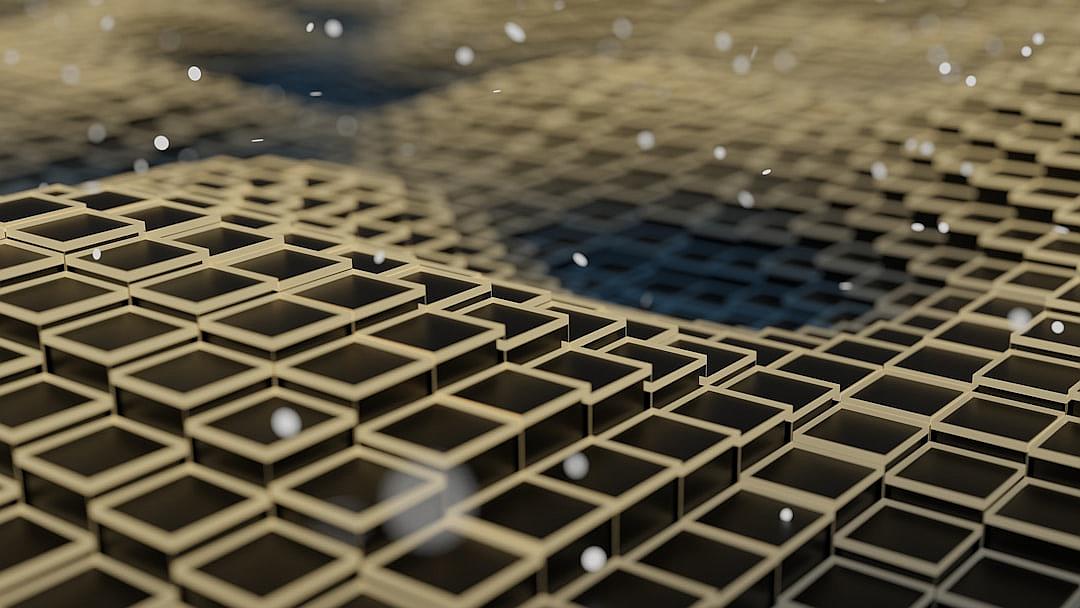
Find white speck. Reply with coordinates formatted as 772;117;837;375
60;64;80;85
838;281;852;292
779;507;793;523
324;18;343;38
1051;320;1065;335
749;45;758;61
336;115;358;136
713;145;727;160
773;48;797;72
911;222;925;232
733;54;751;75
563;453;589;479
554;0;565;10
1007;307;1032;331
871;161;888;181
3;49;18;65
636;130;655;151
380;466;475;554
133;159;149;173
82;181;102;194
250;138;264;143
904;138;918;152
91;248;101;261
504;21;526;43
612;17;633;40
714;31;732;52
1053;225;1069;234
454;46;475;66
305;21;314;33
640;292;653;308
919;141;936;156
737;190;755;209
964;74;976;87
87;123;107;144
153;135;170;151
1020;45;1032;57
937;221;950;234
492;89;502;94
187;65;202;81
580;546;607;572
373;250;386;265
761;168;772;176
1032;32;1045;46
99;15;114;31
938;61;951;75
572;252;588;268
309;91;323;97
271;407;302;438
960;161;975;177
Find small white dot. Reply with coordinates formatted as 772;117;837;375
1051;320;1065;335
133;158;149;173
562;453;589;479
187;65;202;81
454;46;475;66
714;31;733;52
761;168;772;176
964;74;976;87
3;49;19;65
918;141;936;156
1008;307;1032;331
60;64;80;85
324;18;343;38
911;222;925;232
250;138;264;143
504;21;526;43
309;91;323;97
271;407;303;438
732;54;751;75
99;15;114;31
737;190;755;209
554;0;565;10
305;21;314;33
871;161;888;181
904;138;918;152
572;252;588;267
91;248;101;260
153;135;170;151
87;123;107;144
640;292;654;308
373;250;386;265
636;130;655;151
938;61;951;75
779;507;793;523
1032;32;1046;46
1021;45;1032;57
492;89;502;94
838;281;852;292
960;161;975;177
1053;225;1070;234
580;546;607;572
612;17;633;40
937;221;950;234
712;145;727;160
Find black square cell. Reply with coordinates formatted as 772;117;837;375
85;240;193;271
13;567;151;608
844;505;973;564
19;213;133;243
946;555;1078;608
640;531;763;589
216;299;334;337
465;302;556;338
475;482;594;539
572;569;698;608
792;563;924;608
0;516;70;571
728;369;830;411
0;276;111;313
295;275;415;311
608;342;698;380
56;311;178;352
372;313;488;352
385;532;518;595
779;354;874;390
453;369;576;414
37;426;166;478
142;267;262;303
174;226;272;256
671;391;780;432
208;397;332;445
293;342;416;385
893;447;1017;500
611;416;727;461
0;196;70;222
803;409;921;457
72;191;142;210
543;445;663;496
198;533;335;596
122;205;203;231
130;349;252;393
113;475;245;532
698;490;823;546
850;374;961;418
0;381;94;428
380;404;501;452
753;448;873;500
535;351;639;392
293;456;425;513
231;249;339;282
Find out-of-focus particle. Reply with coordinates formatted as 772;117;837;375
572;252;588;267
324;18;343;38
714;31;732;52
454;46;475;66
636;130;655;151
187;65;202;81
612;17;632;40
153;135;170;151
87;123;107;144
713;145;727;160
504;22;526;43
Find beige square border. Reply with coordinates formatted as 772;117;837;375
41;305;198;368
130;264;275;317
456;298;569;353
526;344;651;407
984;477;1080;553
360;307;506;364
600;337;707;395
66;236;208;284
0;373;111;445
168;221;284;262
0;554;177;607
217;244;351;291
6;209;143;253
0;238;64;283
288;269;426;324
776;555;932;608
0;336;40;381
0;503;96;593
936;549;1080;608
0;270;128;327
199;292;351;353
885;442;1025;512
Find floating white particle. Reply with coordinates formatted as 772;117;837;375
937;221;950;234
1032;32;1046;46
1051;320;1065;335
250;138;264;143
153;135;170;151
959;161;975;177
581;546;607;572
305;21;314;33
562;453;589;479
91;247;101;261
133;158;149;173
309;91;323;97
918;140;935;156
336;115;358;136
1007;307;1032;331
749;45;759;61
714;31;732;52
838;281;852;292
1020;45;1032;57
492;89;502;94
271;407;302;439
871;161;888;181
3;49;18;65
737;190;755;209
87;123;107;144
324;18;343;38
733;54;751;75
373;250;386;265
636;130;655;151
773;48;797;72
187;65;202;81
904;138;918;152
640;292;654;308
99;15;114;31
612;17;633;40
938;61;951;75
554;0;565;10
761;168;772;176
779;507;793;523
380;467;475;554
60;64;80;85
504;21;526;43
572;252;588;267
1054;225;1070;234
454;46;475;66
713;145;728;160
911;221;925;232
964;74;976;87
